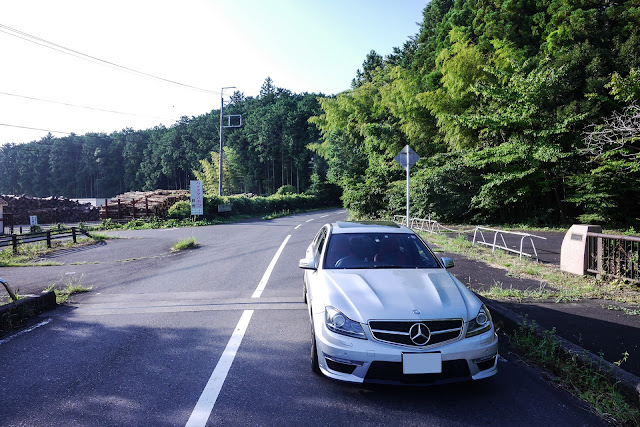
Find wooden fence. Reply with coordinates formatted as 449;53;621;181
0;227;91;254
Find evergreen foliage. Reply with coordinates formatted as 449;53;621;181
0;79;323;200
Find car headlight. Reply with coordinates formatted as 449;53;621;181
325;306;366;339
466;304;493;338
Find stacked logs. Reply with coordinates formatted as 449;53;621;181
1;195;99;225
99;190;190;221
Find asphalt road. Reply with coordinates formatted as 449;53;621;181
0;211;605;426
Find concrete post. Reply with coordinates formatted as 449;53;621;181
560;224;602;275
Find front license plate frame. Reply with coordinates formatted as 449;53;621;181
402;352;442;374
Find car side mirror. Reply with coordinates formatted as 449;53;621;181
441;257;454;269
299;257;317;270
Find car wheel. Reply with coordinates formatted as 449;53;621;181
310;322;321;375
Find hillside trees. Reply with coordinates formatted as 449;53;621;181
310;0;640;227
0;79;323;200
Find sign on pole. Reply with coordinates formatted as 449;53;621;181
190;180;204;216
394;145;420;227
29;215;38;226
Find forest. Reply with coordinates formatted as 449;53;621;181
0;77;325;199
2;0;640;228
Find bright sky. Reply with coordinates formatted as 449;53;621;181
0;0;426;145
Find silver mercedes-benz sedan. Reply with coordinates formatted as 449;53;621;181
299;221;498;385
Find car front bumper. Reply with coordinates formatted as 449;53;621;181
312;311;499;385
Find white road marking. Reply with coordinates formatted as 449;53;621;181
251;234;291;298
319;214;329;218
186;234;291;425
305;218;314;222
0;318;52;345
294;224;302;230
185;310;254;427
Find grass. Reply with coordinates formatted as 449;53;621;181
421;232;640;305
44;282;92;304
0;235;109;267
510;321;640;425
172;236;198;251
262;210;290;220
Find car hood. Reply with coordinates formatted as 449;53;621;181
322;268;477;322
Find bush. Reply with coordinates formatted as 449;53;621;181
167;200;191;219
276;185;297;195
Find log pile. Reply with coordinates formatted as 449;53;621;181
100;190;190;221
1;195;100;225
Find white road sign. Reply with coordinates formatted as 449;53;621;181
190;180;204;216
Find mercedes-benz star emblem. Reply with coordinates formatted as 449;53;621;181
409;323;431;346
413;309;420;315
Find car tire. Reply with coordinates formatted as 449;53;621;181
310;322;321;375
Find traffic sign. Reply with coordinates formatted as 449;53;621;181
394;145;420;170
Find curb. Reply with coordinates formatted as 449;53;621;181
0;291;57;333
481;296;640;410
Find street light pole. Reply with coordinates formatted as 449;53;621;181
219;86;236;196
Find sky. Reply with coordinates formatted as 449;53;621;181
0;0;427;145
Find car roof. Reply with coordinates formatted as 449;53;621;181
330;221;411;234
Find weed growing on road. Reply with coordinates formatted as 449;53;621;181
263;210;290;220
172;236;198;251
602;304;640;316
511;321;640;425
423;232;640;305
44;282;91;304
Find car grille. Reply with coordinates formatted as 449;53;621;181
368;319;463;347
365;360;471;384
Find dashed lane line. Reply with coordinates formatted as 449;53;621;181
186;233;291;426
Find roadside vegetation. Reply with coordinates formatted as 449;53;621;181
422;232;640;305
45;282;92;305
511;322;640;426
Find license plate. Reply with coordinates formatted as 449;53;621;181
402;352;442;374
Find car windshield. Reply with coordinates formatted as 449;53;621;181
323;232;440;269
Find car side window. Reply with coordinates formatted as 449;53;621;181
314;228;327;267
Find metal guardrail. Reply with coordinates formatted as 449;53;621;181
393;215;469;234
472;226;546;260
586;232;640;283
393;215;546;260
0;227;91;254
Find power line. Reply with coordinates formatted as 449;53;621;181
0;23;221;96
0;90;180;122
0;123;73;136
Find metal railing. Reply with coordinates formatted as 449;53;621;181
0;227;91;254
586;232;640;283
393;215;467;234
472;226;546;260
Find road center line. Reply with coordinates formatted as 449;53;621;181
251;234;291;298
186;234;291;425
305;218;314;222
185;310;254;427
294;224;301;229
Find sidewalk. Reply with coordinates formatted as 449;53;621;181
443;250;640;378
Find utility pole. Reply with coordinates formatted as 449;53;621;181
219;86;235;196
